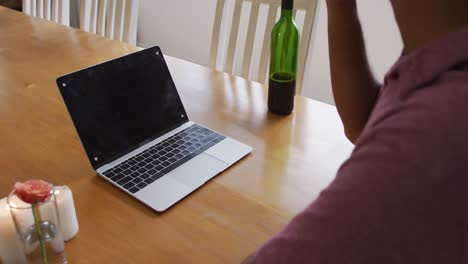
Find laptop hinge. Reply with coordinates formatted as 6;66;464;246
97;164;112;174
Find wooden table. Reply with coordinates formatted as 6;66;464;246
0;7;353;263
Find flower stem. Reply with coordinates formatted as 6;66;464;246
32;203;48;264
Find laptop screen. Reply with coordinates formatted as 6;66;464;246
57;47;188;169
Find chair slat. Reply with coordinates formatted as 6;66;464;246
241;2;260;79
257;4;278;83
58;0;69;25
22;0;31;15
224;0;243;74
51;0;58;22
79;0;92;31
57;0;62;23
31;0;37;16
123;0;139;45
296;0;317;94
97;0;108;36
209;0;225;69
90;0;98;33
114;0;126;41
44;0;51;20
106;0;116;39
37;0;44;18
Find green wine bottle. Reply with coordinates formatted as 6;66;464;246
268;0;299;115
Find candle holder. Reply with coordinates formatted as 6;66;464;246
7;187;68;264
54;186;79;242
0;198;27;263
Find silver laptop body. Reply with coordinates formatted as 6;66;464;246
57;47;252;212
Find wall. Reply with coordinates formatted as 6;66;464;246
137;0;403;105
138;0;216;66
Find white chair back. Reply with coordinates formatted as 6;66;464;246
22;0;70;26
79;0;139;45
209;0;317;94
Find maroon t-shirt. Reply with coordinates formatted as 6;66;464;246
252;27;468;263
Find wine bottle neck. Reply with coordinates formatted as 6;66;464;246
280;9;294;20
282;0;293;10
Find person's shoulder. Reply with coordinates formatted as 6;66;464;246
370;64;468;131
357;64;468;150
413;64;468;104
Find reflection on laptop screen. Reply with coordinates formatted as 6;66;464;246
58;47;188;168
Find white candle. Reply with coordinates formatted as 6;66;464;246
0;198;27;264
54;186;79;242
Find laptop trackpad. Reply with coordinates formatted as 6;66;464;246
168;153;228;189
135;175;192;212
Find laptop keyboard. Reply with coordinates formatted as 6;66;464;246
102;124;226;194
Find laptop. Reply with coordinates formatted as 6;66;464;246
56;46;252;212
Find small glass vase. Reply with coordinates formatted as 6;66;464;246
7;187;68;264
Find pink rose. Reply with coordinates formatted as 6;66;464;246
14;179;53;204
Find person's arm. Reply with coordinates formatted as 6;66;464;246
327;0;380;143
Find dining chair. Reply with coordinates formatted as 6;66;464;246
22;0;70;26
79;0;139;45
209;0;317;95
